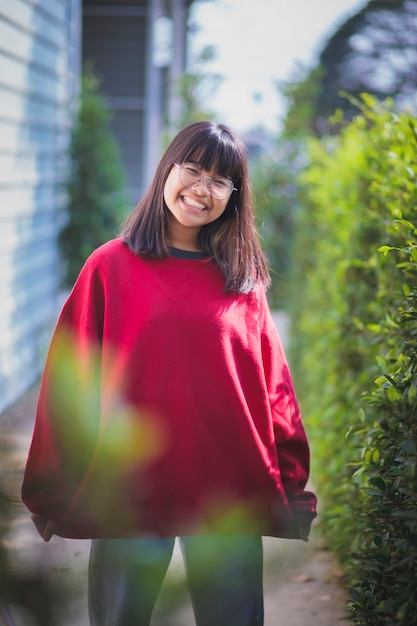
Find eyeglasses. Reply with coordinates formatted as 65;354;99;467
174;163;237;200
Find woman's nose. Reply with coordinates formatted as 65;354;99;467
195;177;211;195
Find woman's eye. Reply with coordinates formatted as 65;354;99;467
184;166;200;175
214;179;228;188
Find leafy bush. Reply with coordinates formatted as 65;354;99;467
288;96;417;623
252;138;308;308
59;66;128;287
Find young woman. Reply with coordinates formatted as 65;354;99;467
22;121;317;626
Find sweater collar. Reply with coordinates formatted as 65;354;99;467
168;247;207;260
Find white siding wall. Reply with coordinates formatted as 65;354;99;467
0;0;81;412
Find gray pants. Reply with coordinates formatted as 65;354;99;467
88;535;264;626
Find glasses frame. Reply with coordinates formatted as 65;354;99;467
174;163;238;200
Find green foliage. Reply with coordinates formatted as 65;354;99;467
59;65;129;287
316;0;413;129
278;63;324;138
279;1;416;137
289;96;417;623
348;224;417;624
252;138;307;307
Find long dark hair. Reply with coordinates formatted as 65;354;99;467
121;121;270;293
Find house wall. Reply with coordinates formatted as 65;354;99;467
0;0;81;413
82;0;148;203
82;0;195;203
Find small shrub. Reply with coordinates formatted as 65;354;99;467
59;65;129;287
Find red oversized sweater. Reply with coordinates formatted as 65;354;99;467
22;239;317;539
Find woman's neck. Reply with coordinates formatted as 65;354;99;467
168;224;203;252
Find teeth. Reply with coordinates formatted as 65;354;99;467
182;196;205;210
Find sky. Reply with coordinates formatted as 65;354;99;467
188;0;368;134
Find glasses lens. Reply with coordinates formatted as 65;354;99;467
179;165;200;187
179;165;234;199
210;178;233;199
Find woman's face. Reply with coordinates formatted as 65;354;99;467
163;162;231;249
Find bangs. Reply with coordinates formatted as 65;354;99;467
180;128;243;184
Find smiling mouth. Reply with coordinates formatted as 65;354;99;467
181;195;206;211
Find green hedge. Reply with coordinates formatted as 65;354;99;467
59;66;128;288
288;97;417;624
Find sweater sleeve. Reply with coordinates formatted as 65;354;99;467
21;254;105;522
259;289;317;523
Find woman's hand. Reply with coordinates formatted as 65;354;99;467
294;512;312;542
31;514;57;542
297;526;310;542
